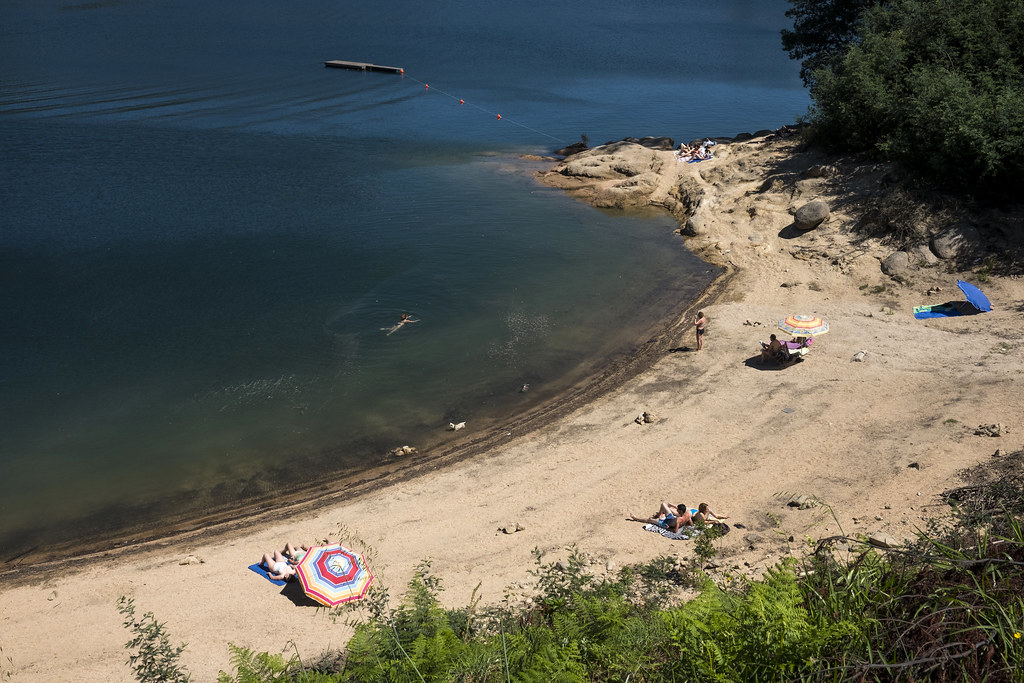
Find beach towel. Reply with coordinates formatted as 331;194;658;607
248;562;287;586
913;304;964;319
643;524;702;540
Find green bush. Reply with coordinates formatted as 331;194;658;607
117;596;191;683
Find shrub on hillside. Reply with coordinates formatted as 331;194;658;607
785;0;1024;200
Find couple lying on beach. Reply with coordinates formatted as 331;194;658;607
260;539;333;582
630;502;727;532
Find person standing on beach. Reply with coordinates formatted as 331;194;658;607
693;311;707;351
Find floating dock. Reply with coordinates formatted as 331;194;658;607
324;60;404;74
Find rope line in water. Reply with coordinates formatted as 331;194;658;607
397;72;568;146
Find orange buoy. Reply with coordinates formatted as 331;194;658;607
459;99;464;105
425;84;429;89
496;114;501;120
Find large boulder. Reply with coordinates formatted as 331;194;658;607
681;215;705;236
909;242;940;266
793;200;830;231
930;222;981;261
881;251;914;279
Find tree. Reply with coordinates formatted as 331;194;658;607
789;0;1024;198
781;0;874;87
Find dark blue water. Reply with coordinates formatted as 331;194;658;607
0;0;808;559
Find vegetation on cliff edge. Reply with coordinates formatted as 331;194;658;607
783;0;1024;200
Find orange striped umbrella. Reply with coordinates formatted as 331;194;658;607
778;314;829;337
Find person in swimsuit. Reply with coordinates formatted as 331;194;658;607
693;311;707;351
692;503;728;526
383;313;419;336
261;550;297;581
283;542;307;565
282;538;336;565
630;502;694;532
760;334;785;364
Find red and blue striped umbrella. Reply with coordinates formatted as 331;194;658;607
294;544;374;606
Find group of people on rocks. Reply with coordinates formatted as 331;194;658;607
675;139;716;162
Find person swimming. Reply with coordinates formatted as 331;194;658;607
382;312;419;336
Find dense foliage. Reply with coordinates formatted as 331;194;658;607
784;0;1024;199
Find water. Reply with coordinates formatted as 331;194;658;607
0;0;809;560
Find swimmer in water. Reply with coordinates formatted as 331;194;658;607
382;313;419;336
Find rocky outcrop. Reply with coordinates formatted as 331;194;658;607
539;140;704;215
557;141;661;180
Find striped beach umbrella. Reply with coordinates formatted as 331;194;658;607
294;544;375;606
778;314;829;337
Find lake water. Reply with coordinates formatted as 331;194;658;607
0;0;809;560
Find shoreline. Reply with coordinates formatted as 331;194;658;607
0;176;716;571
0;253;731;581
3;133;1021;681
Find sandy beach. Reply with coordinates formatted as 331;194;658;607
2;134;1022;682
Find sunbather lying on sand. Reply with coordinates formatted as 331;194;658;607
630;502;693;532
282;538;336;565
261;550;297;581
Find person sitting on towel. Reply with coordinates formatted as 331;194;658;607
693;503;728;526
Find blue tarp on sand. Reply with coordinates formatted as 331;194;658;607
914;280;992;319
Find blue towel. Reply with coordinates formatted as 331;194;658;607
913;304;963;319
249;563;287;586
